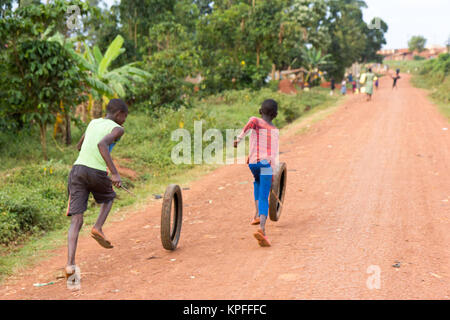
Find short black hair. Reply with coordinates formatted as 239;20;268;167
260;99;278;118
368;68;372;72
106;99;128;115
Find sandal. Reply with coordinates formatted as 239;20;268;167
90;228;114;249
253;229;271;247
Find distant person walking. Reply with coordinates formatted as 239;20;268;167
341;80;347;95
330;77;336;96
365;68;375;101
348;73;353;83
391;70;401;89
356;75;361;94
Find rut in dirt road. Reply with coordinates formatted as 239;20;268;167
1;74;449;299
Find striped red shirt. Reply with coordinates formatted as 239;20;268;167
238;117;279;167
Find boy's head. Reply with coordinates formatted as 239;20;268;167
259;99;278;120
368;68;372;72
106;99;128;125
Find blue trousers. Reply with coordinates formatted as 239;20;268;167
248;160;273;217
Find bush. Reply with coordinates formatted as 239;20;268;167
422;53;450;80
201;55;271;94
130;49;199;112
0;163;68;246
400;53;450;106
268;80;279;92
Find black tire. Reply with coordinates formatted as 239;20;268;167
269;162;287;222
161;184;183;250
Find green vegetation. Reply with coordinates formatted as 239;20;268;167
408;35;427;53
0;0;90;159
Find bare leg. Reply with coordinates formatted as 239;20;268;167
93;200;114;236
254;200;259;219
259;215;268;235
67;214;84;266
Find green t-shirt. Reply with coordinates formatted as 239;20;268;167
74;118;122;171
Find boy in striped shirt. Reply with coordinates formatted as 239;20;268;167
234;99;279;247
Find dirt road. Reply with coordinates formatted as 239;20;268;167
1;74;449;299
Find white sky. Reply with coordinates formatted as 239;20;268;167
362;0;450;49
102;0;450;49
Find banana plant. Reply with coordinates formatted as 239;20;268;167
301;47;332;86
49;33;150;119
78;35;151;117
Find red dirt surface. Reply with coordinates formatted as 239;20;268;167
114;159;138;180
279;79;297;94
1;74;449;299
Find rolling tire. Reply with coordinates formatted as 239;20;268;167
161;184;183;250
269;162;287;222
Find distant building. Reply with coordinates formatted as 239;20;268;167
377;45;448;61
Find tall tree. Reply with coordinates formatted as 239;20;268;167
408;35;427;53
0;0;90;158
361;17;388;62
323;0;370;78
117;0;176;60
193;0;213;15
287;0;330;50
0;0;14;18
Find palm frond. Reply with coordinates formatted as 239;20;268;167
93;46;103;66
110;82;126;98
70;51;97;74
111;65;152;78
83;42;96;66
84;77;115;98
98;35;125;77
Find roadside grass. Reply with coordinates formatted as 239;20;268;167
0;86;340;282
410;76;450;119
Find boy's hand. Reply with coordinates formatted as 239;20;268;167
110;173;122;188
234;138;240;148
98;127;125;187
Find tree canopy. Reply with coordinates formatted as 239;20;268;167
0;0;388;158
408;35;427;53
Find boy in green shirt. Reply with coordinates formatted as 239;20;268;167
65;99;128;278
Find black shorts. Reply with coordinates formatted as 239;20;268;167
66;165;116;216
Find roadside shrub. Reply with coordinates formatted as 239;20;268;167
268;80;279;92
201;55;271;94
131;49;198;112
0;163;68;246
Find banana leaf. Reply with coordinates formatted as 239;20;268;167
98;35;124;77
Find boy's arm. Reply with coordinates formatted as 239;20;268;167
98;127;125;187
77;133;85;151
234;118;257;148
